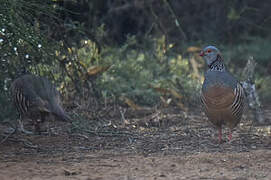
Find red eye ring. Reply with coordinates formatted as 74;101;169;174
206;49;212;53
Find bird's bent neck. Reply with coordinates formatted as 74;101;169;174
209;55;225;72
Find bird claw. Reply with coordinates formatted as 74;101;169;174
17;123;34;135
18;128;35;135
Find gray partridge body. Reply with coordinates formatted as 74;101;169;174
11;74;70;133
200;46;245;142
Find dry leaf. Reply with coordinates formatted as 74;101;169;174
79;60;88;69
187;46;201;53
87;65;110;77
148;84;170;94
169;89;183;100
120;96;142;110
67;47;72;54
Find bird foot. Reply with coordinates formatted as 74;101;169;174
17;119;34;135
18;124;34;135
17;127;34;135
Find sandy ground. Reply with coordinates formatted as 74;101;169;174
1;107;271;180
1;150;271;180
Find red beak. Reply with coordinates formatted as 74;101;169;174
199;51;204;57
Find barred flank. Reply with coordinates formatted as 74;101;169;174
14;87;29;115
11;74;71;122
231;83;245;119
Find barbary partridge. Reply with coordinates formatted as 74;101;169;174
200;46;245;143
11;74;71;134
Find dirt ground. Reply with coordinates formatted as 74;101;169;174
1;107;271;180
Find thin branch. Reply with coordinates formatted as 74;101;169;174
0;128;16;144
163;0;187;40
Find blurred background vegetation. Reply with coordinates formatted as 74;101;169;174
1;0;271;124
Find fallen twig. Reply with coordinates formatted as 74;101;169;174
0;128;16;144
69;133;89;140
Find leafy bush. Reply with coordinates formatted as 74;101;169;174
0;0;62;122
221;37;271;67
73;35;201;107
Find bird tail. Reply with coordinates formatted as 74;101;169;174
52;103;71;122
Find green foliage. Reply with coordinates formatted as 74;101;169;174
60;34;199;107
0;0;61;122
222;37;271;66
93;36;200;106
0;0;58;75
256;76;271;104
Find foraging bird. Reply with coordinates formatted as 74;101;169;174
10;74;71;134
200;46;245;143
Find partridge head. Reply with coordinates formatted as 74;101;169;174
200;46;221;68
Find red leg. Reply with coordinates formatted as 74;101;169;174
228;130;232;141
218;128;222;143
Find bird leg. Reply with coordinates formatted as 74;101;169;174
33;119;42;135
33;113;46;135
228;130;232;141
17;118;34;135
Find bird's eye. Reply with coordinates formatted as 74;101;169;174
206;49;212;53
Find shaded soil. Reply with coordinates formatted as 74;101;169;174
1;106;271;180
